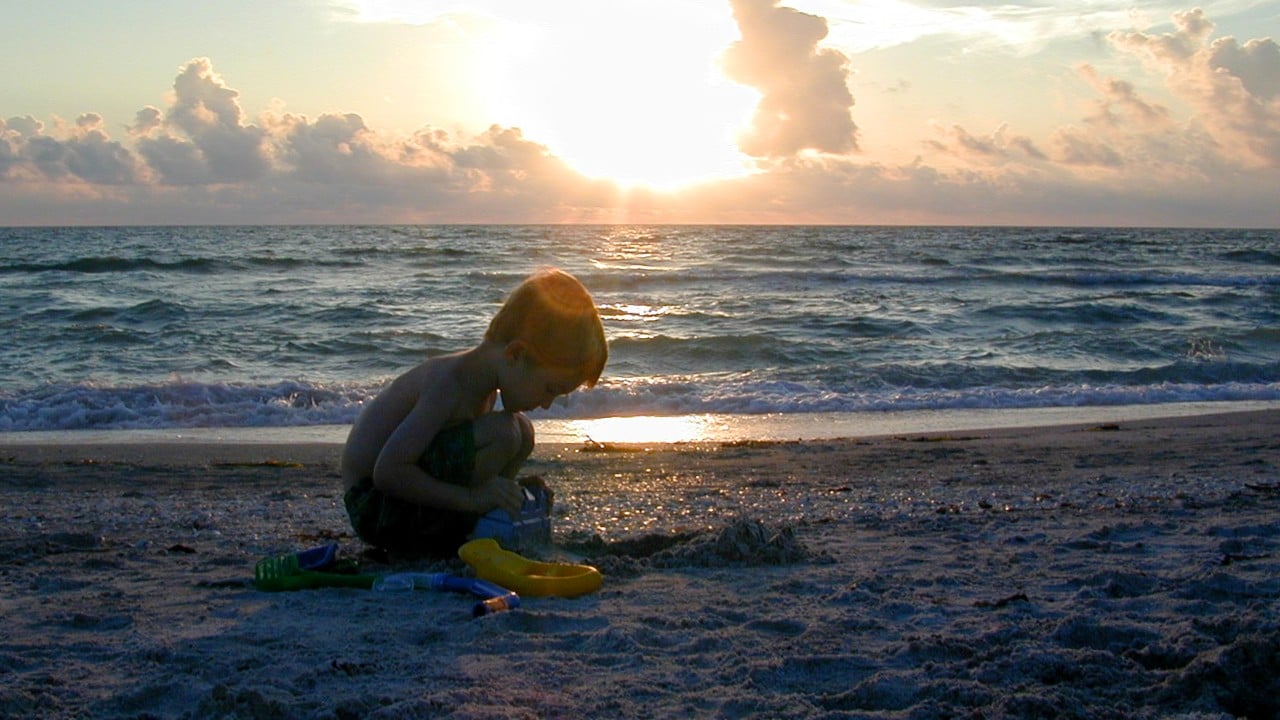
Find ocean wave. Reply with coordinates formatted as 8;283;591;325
4;376;1278;432
1003;270;1280;289
0;257;220;275
1219;249;1280;265
0;380;372;432
580;264;1280;293
0;254;366;276
975;300;1178;327
550;376;1280;418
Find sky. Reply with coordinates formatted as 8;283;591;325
2;0;1279;227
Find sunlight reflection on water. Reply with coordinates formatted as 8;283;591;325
562;415;718;444
530;401;1280;447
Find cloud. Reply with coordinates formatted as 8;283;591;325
914;7;1279;198
1034;64;1177;172
1;113;141;185
134;58;271;184
1108;8;1280;168
722;0;858;157
266;110;413;185
1209;35;1280;101
817;0;1158;57
1047;127;1126;169
0;119;25;178
924;123;1046;164
128;107;163;137
1076;65;1174;131
0;56;612;222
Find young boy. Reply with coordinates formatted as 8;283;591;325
341;268;607;557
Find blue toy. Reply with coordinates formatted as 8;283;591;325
373;572;520;617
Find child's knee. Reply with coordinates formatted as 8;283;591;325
497;411;535;467
475;411;534;463
513;412;535;458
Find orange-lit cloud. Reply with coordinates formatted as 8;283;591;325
1;5;1279;227
722;0;858;157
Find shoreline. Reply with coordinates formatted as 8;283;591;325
1;400;1277;462
2;406;1278;717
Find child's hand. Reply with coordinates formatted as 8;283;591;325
519;475;554;511
473;475;524;517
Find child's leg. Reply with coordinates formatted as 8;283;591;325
471;411;535;482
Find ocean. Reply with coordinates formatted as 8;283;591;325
1;225;1278;441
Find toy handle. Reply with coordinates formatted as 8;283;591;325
474;594;519;617
375;572;520;616
439;575;521;617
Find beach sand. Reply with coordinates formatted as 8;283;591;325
2;410;1278;719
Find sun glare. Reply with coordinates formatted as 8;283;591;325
485;2;758;189
337;0;758;189
568;416;716;444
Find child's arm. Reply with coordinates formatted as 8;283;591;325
371;389;522;516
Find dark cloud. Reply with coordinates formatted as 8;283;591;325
135;133;212;185
270;111;397;184
61;114;141;184
722;0;858;157
1209;36;1280;101
0;119;27;178
0;113;140;184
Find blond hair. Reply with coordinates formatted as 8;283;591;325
485;269;607;386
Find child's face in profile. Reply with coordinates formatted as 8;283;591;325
499;356;584;413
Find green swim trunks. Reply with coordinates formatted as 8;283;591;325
343;421;480;557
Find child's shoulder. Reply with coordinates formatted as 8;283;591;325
400;350;485;395
397;353;456;387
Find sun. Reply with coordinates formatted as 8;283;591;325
481;1;759;189
336;0;758;189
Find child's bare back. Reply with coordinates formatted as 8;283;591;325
340;352;491;491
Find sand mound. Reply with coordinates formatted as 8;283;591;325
568;518;825;576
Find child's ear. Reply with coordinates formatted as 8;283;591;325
503;340;528;363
